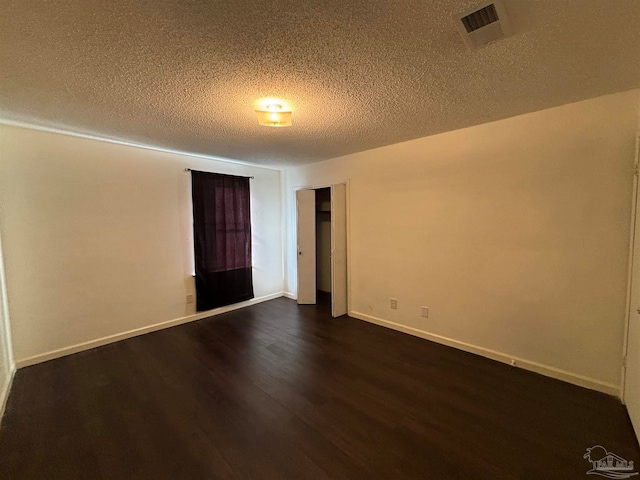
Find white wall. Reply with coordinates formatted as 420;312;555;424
0;125;283;365
285;89;640;395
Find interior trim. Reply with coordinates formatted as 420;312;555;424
350;310;621;397
15;292;285;368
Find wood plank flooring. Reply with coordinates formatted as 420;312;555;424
0;296;638;479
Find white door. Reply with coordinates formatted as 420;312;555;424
296;189;316;304
625;173;640;442
331;183;347;317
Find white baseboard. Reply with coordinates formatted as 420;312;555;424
283;291;296;300
16;292;285;368
0;365;16;426
350;311;621;397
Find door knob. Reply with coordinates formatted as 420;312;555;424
637;306;640;314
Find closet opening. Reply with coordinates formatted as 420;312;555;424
295;183;347;317
315;188;332;306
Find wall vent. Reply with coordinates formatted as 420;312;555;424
454;1;511;49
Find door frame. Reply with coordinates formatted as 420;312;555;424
622;133;640;402
292;180;351;314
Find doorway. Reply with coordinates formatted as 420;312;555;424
315;188;332;306
296;183;348;317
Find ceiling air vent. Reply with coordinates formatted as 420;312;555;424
454;1;510;49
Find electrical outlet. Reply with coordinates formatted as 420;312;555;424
421;306;429;318
186;293;194;304
390;298;397;309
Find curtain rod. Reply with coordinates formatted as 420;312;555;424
183;168;254;179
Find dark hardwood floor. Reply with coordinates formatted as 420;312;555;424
0;296;638;479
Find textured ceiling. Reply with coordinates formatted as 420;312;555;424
1;0;640;167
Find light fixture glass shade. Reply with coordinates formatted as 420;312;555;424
255;109;292;127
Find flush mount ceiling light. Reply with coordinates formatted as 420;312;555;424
255;101;292;127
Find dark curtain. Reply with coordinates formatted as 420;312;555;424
191;171;254;311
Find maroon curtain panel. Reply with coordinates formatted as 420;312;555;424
191;171;254;311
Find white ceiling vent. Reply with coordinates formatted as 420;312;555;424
454;1;511;49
